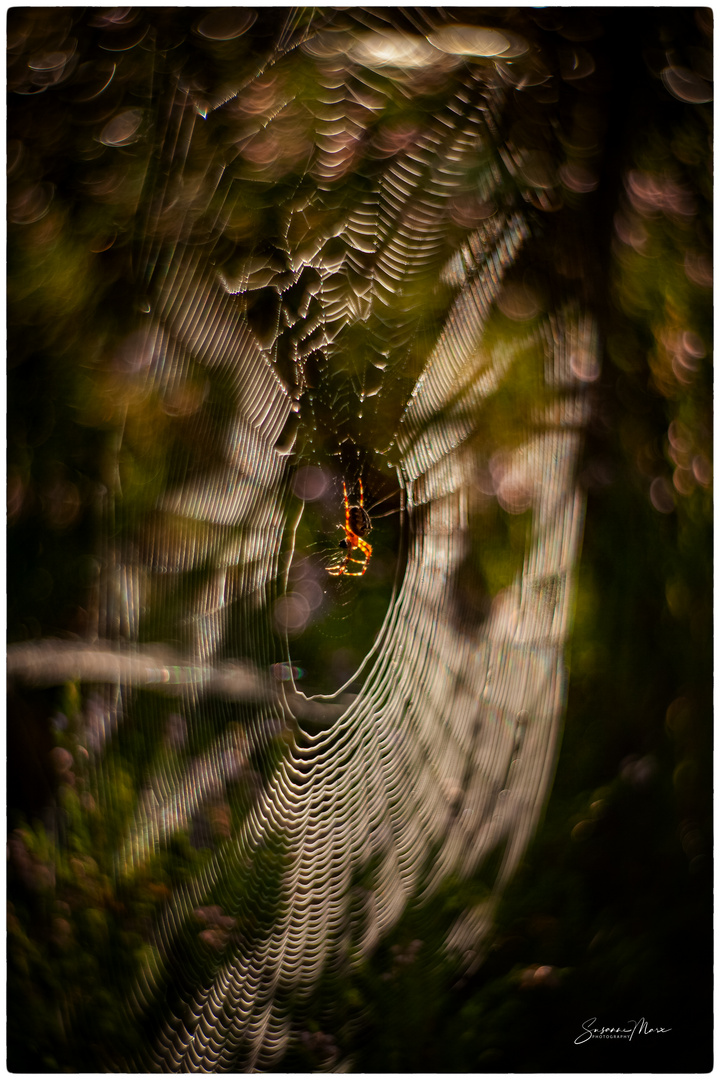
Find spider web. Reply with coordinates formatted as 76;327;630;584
8;9;596;1070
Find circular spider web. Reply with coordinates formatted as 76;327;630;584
8;9;597;1070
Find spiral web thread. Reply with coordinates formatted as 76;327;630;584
9;10;597;1071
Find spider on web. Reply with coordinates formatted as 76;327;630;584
327;480;373;577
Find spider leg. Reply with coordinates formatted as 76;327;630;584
340;536;372;576
327;525;360;576
358;477;364;509
342;563;367;577
327;548;351;576
343;481;351;531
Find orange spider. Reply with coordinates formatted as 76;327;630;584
327;479;373;577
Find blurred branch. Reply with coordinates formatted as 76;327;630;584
6;638;351;725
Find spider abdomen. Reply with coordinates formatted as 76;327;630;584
348;505;371;538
